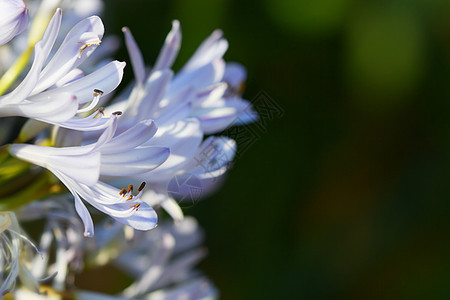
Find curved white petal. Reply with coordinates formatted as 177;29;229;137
155;88;195;124
30;61;126;104
144;118;203;181
100;119;158;153
50;114;111;132
171;58;225;93
184;136;236;174
0;92;78;122
101;146;170;177
134;69;173;122
9;143;101;186
123;26;146;86
193;106;238;134
153;20;181;71
61;174;95;237
33;16;104;94
182;29;228;72
0;9;61;104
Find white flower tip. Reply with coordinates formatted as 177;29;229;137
88;15;102;22
142;119;155;127
212;29;223;38
115;60;127;69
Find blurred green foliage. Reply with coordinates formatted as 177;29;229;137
104;0;450;298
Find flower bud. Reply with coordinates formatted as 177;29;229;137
0;0;28;46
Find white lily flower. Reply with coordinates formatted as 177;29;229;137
95;24;256;222
0;0;28;46
0;8;125;129
9;115;169;236
118;25;251;208
0;1;256;298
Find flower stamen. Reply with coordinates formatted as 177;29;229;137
116;182;147;210
78;40;102;58
77;89;103;113
129;203;141;211
93;89;103;96
138;182;146;192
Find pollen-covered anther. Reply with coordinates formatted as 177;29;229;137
129;203;141;211
78;89;104;114
93;89;103;97
127;195;133;201
127;184;133;194
119;188;126;196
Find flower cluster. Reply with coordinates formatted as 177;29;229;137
0;0;256;298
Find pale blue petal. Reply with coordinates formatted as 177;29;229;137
30;61;126;104
33;16;104;93
0;9;61;104
123;26;146;86
101;146;170;176
153;20;181;71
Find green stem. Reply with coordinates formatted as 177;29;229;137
0;172;54;211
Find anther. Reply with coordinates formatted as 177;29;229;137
138;182;146;192
127;184;133;194
127;195;133;201
129;203;141;210
93;89;103;96
119;188;126;196
112;111;123;116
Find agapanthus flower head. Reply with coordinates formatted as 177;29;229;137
0;0;257;297
0;7;125;133
9;114;167;237
99;24;256;224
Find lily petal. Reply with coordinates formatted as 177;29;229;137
33;16;104;94
0;9;61;104
153;20;181;71
30;60;126;105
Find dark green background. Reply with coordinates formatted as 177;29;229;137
102;0;450;298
